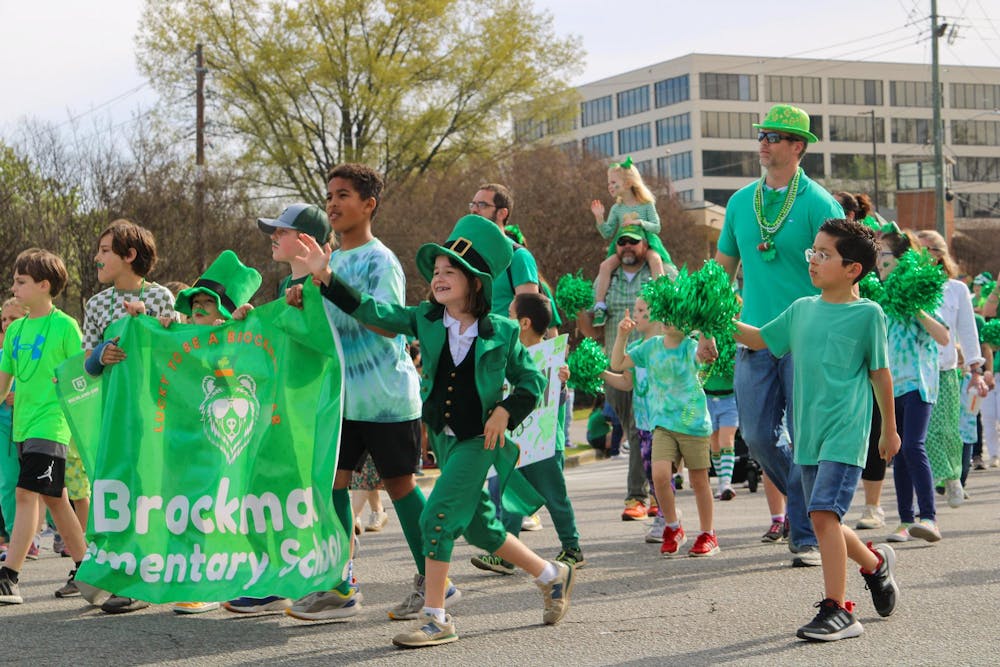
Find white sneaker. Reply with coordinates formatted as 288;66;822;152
855;505;886;529
907;518;942;543
521;514;543;531
364;510;389;533
886;523;911;543
945;479;964;508
645;515;667;543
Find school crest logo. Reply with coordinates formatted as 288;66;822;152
72;376;87;392
199;358;259;464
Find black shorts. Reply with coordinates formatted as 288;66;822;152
337;419;421;479
18;452;67;498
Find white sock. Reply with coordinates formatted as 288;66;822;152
666;521;680;530
535;561;559;584
595;301;607;310
421;606;446;623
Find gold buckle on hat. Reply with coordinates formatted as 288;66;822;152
447;237;472;257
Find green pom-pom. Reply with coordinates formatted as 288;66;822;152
982;319;1000;347
567;338;608;394
555;270;594;319
882;248;947;320
700;332;737;382
858;271;885;304
641;260;740;337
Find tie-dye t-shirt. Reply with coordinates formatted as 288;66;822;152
325;239;421;422
627;335;711;437
627;338;652;431
888;315;941;403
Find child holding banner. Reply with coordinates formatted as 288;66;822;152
290;214;573;649
470;292;583;572
0;249;88;605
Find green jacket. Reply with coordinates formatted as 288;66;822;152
320;277;544;431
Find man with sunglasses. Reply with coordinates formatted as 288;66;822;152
468;183;540;315
579;227;678;522
712;104;844;568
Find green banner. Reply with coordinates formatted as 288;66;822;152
56;283;348;603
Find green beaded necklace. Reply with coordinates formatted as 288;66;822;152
752;167;802;262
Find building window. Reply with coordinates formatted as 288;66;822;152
617;85;650;118
832;153;887;179
658;151;693;181
829;78;884;105
654;74;690;108
800;153;825;178
635;159;654;179
952;119;1000;146
956;192;1000;217
656;113;691;145
618;123;652;154
765;75;822;104
704;188;738;206
701;111;759;139
546;113;577;136
582;132;614;158
829;115;885;142
581;96;613;128
895;161;940;190
702;150;759;178
809;115;824;141
950;83;1000;110
891;118;932;144
890;81;935;107
954;157;1000;182
676;189;695;202
513;118;544;143
700;73;758;101
555;140;578;155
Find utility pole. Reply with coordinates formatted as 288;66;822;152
931;0;947;237
195;43;207;271
859;109;880;211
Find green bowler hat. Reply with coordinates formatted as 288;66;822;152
754;104;818;143
176;250;263;319
416;214;513;304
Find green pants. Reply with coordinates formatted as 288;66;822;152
0;408;17;538
927;369;962;484
502;453;580;551
421;430;518;562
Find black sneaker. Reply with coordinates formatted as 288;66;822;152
796;599;864;641
860;542;898;617
55;568;81;598
101;594;151;614
0;574;22;605
555;547;586;569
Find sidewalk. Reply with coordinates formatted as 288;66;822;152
415;416;597;488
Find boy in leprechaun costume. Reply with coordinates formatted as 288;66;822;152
712;104;844;567
289;214;573;649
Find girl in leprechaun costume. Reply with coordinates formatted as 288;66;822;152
290;214;573;649
590;157;672;326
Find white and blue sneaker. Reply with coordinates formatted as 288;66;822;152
388;573;462;620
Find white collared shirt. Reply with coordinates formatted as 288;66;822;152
443;311;479;365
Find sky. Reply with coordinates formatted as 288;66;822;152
1;0;998;134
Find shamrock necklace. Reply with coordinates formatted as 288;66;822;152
752;167;802;262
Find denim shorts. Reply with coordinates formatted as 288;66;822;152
800;460;863;519
706;393;738;431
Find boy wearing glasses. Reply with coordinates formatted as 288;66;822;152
734;218;901;642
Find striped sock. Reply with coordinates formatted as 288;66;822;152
718;448;735;489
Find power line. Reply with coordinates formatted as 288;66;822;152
53;82;152;130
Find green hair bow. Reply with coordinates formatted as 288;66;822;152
879;220;901;235
613;156;633;170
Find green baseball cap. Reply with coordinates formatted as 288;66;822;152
257;203;331;245
754;104;818;143
615;227;646;243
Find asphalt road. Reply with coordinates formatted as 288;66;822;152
2;456;999;666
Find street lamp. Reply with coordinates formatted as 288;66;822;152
859;110;879;212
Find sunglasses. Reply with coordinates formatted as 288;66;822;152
757;131;801;144
616;237;641;246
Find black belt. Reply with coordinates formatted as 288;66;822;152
704;389;734;397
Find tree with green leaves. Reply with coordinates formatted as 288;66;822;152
136;0;582;201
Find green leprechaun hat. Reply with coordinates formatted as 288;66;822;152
753;104;818;143
416;214;513;304
175;250;263;319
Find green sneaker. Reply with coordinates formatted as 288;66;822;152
555;547;586;569
470;553;516;575
592;308;607;327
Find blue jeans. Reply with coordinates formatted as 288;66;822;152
801;461;863;519
893;391;936;523
734;347;817;548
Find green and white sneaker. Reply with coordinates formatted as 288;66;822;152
555;547;586;569
592;307;607;327
470;553;516;575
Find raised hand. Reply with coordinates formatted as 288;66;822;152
590;199;605;221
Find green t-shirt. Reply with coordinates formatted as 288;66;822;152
586;409;610;440
325;239;421;422
760;296;888;467
627;336;711;437
627;338;652;431
491;242;538;316
718;170;845;327
0;309;83;448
